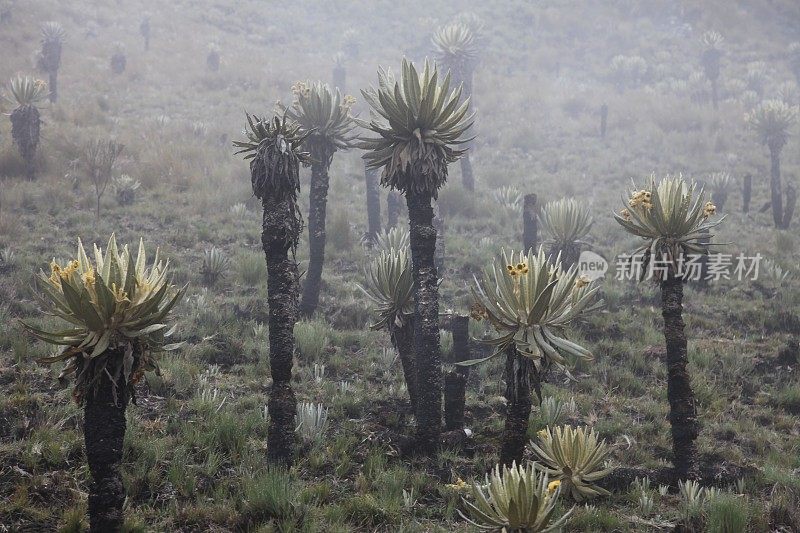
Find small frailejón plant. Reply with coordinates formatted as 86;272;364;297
746;100;798;228
111;174;140;206
614;175;725;480
432;22;479;191
6;76;48;180
466;248;601;465
200;246;230;286
356;244;417;408
295;401;328;445
375;226;410;252
234;113;310;465
700;31;723;109
708;172;732;213
460;461;573;532
539;198;593;268
282;81;357;317
38;22;64;103
360;59;473;453
530;425;614;502
22;235;185;532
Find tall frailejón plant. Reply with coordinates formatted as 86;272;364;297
539;198;593;268
467;248;600;465
6;76;47;180
22;235;184;532
39;22;64;103
614;175;725;480
700;31;723;109
357;239;418;408
746;100;798;228
360;59;474;452
432;22;479;191
234;114;310;465
283;81;357;317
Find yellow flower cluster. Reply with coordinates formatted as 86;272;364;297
703;201;716;218
547;480;561;494
291;81;311;98
49;259;79;284
342;94;356;109
628;189;653;210
34;79;47;90
619;208;632;221
444;477;469;491
506;262;529;276
574;274;591;289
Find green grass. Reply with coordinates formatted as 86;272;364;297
2;0;800;531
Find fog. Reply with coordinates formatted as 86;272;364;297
1;1;800;531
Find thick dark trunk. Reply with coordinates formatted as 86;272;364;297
332;65;346;92
433;216;445;273
262;196;300;465
48;70;58;103
783;184;796;229
392;319;417;409
770;146;784;228
84;357;129;533
552;242;580;269
406;191;442;453
711;79;718;110
460;155;474;192
660;275;699;481
522;194;538;253
387;192;402;229
500;347;535;467
600;103;608;138
11;106;40;181
711;190;727;213
444;315;470;431
742;174;752;213
364;162;381;244
300;161;330;317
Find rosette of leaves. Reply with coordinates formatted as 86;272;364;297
460;461;574;532
466;247;601;377
359;59;474;197
613;175;725;281
530;425;614;501
23;234;185;403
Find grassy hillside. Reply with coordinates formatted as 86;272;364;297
1;0;799;531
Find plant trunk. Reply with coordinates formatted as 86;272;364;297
711;191;727;213
783;184;796;229
444;315;470;431
84;357;129;533
770;146;784;228
460;155;474;192
10;105;40;181
392;319;417;409
332;65;346;92
387;192;402;229
500;346;537;467
406;190;442;453
48;70;58;103
523;194;538;253
711;78;718;110
552;242;580;269
660;275;699;481
742;174;752;213
262;196;300;465
364;162;381;245
600;103;608;138
300;161;330;317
